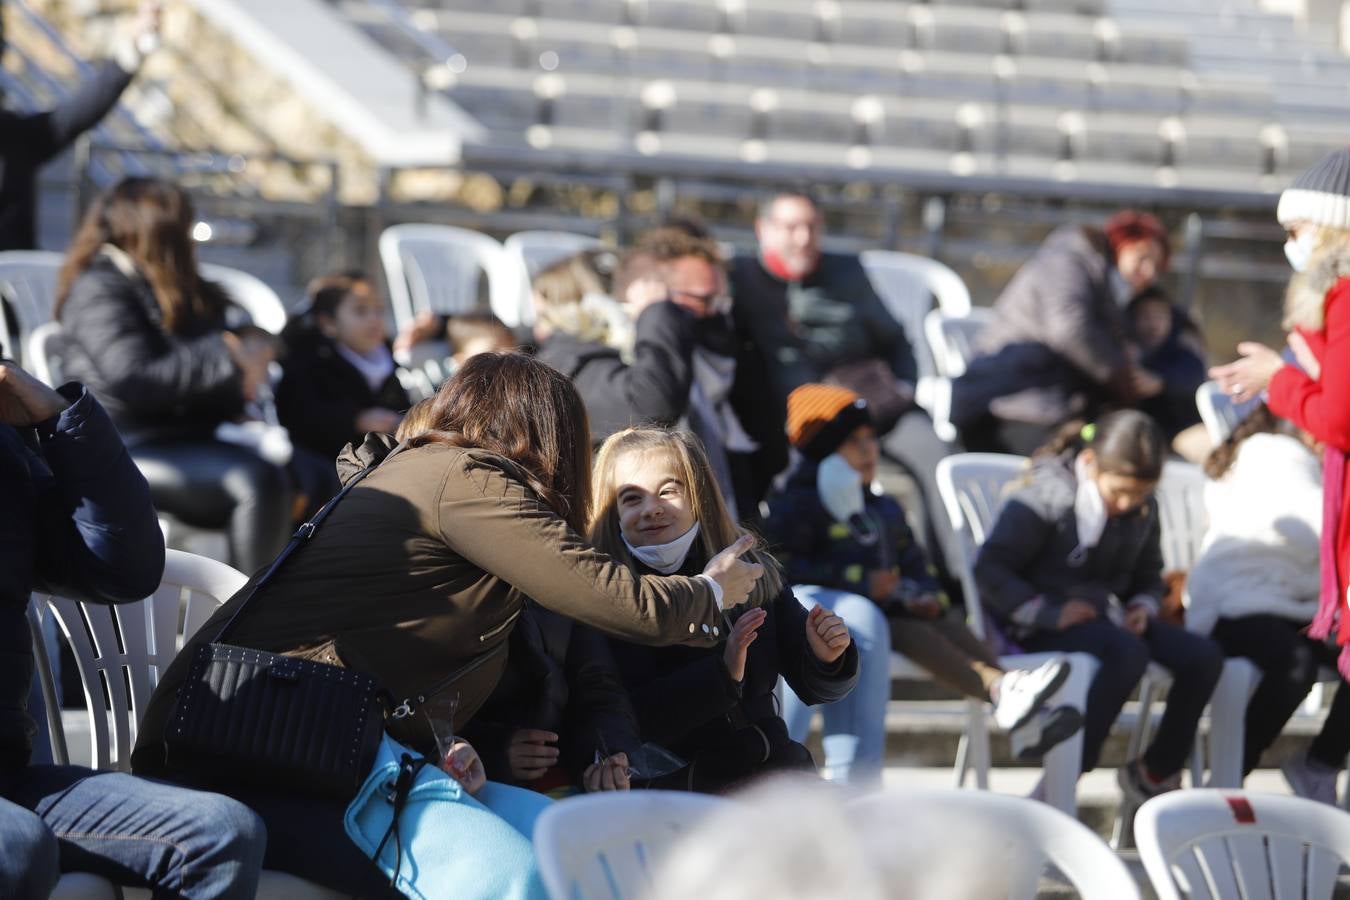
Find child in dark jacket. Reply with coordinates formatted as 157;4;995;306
1127;287;1207;457
276;271;410;460
763;385;1079;785
975;410;1224;801
589;427;859;794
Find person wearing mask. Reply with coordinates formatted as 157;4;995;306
730;191;959;580
131;353;762;896
953;211;1170;457
55;178;291;575
975;411;1223;802
1210;148;1350;795
0;2;159;252
0;360;265;899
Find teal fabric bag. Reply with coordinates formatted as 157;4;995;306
344;734;551;900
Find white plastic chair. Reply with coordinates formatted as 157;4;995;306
26;320;68;387
200;262;288;334
924;307;995;379
497;230;604;328
935;452;1098;816
850;788;1141;899
0;249;62;363
1136;790;1350;900
29;550;343;900
534;790;733;900
860;250;972;385
379;224;505;332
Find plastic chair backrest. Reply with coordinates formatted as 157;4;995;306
1195;381;1258;446
1136;790;1350;900
379;224;504;331
498;230;604;328
32;549;249;772
1155;460;1208;573
935;453;1027;638
0;250;63;361
860;250;970;382
534;790;733;900
26;321;69;387
849;789;1141;899
924;307;995;378
200;263;288;335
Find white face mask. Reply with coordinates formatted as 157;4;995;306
1069;454;1108;566
623;522;701;574
1109;268;1134;307
1285;231;1317;272
817;453;864;524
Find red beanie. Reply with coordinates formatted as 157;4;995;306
1104;210;1171;268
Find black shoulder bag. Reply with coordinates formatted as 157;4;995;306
163;452;502;800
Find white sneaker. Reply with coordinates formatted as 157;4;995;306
992;657;1071;732
1282;753;1339;806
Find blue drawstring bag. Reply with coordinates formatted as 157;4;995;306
344;734;551;900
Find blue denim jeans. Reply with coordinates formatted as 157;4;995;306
0;766;265;899
779;586;891;786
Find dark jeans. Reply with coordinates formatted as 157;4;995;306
132;440;293;575
959;414;1060;458
881;407;962;585
0;766;265;899
1211;614;1350;772
1023;618;1224;776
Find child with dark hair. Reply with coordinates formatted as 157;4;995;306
1126;287;1208;459
446;313;517;371
975;410;1224;801
275;270;410;459
1186;405;1348;802
764;385;1079;785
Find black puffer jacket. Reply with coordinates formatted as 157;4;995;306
1;385;164;769
59;254;243;446
609;551;859;794
459;601;641;788
275;328;410;461
535;300;696;445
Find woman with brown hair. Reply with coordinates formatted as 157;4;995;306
130;352;762;896
55;177;290;573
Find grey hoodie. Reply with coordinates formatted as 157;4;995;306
974;455;1164;637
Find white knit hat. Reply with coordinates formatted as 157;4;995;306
1277;147;1350;228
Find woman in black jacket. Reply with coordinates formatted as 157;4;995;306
589;427;858;793
275;271;410;460
55;178;290;573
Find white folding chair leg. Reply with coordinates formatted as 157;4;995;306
966;697;991;790
1040;652;1097;816
1201;657;1261;788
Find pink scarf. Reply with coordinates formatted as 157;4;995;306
1310;445;1350;679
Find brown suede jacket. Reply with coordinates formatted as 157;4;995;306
131;437;723;773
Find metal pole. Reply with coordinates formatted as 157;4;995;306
1181;212;1203;311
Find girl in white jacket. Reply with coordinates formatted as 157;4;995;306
1186;405;1349;801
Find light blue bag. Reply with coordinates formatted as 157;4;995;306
344;734;551;900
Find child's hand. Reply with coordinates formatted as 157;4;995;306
442;739;486;795
902;593;943;620
723;608;766;682
505;729;559;782
582;752;631;792
1123;606;1150;636
868;569;900;602
393;310;442;356
806;605;851;664
1057;600;1098;630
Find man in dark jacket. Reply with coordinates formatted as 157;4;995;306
0;2;159;251
0;360;265;898
730;191;959;581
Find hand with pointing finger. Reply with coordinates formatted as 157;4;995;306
702;533;764;609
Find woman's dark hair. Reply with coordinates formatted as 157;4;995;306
409;352;593;533
1034;410;1166;481
55;178;223;333
1204;404;1295;480
306;269;373;320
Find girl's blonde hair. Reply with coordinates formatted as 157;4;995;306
588;427;782;604
532;250;614;344
1284;227;1350;331
395;397;436;442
